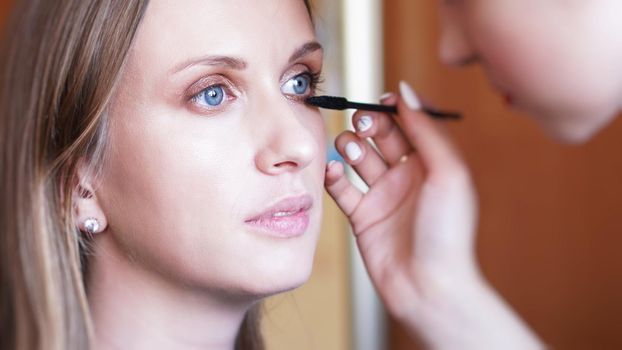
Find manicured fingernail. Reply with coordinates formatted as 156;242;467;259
356;115;373;133
345;142;362;161
399;81;421;110
379;92;394;101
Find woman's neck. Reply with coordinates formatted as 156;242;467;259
87;235;253;350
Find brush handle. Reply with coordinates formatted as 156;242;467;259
349;101;461;120
347;101;398;114
420;107;462;120
307;96;462;120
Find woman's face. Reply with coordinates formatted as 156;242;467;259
438;0;622;142
97;0;325;297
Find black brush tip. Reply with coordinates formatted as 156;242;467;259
306;95;349;110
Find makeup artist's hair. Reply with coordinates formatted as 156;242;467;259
0;0;314;349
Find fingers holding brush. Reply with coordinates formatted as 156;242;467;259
396;82;466;177
334;131;388;187
352;93;414;166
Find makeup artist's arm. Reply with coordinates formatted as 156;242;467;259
325;82;544;349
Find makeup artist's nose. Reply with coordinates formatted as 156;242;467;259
438;12;477;67
253;100;318;175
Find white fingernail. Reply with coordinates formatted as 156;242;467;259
357;115;373;132
379;92;393;101
345;142;362;161
399;81;421;110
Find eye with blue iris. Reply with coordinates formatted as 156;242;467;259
194;85;227;108
281;73;312;96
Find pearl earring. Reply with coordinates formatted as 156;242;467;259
83;217;101;234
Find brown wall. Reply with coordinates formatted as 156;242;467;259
385;1;622;349
0;1;11;24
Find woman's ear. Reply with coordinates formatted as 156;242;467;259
72;160;108;235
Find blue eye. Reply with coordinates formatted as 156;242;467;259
282;74;311;95
196;85;226;107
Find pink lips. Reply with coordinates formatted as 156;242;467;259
244;194;313;238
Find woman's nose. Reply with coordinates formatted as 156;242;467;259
438;11;477;67
252;99;318;175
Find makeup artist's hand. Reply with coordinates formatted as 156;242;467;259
325;81;543;349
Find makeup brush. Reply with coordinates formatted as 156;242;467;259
306;95;461;120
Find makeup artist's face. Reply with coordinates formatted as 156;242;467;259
98;0;325;297
438;0;622;142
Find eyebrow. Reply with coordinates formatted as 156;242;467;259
171;41;323;75
172;56;247;74
288;41;323;64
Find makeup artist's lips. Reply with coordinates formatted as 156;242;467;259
487;75;514;106
503;93;514;105
244;194;313;238
490;83;513;105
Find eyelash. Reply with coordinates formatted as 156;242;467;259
188;69;323;113
306;71;322;94
285;71;322;101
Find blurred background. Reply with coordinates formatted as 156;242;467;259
383;2;622;350
4;0;622;349
268;1;622;349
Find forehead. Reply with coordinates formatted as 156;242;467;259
131;0;315;69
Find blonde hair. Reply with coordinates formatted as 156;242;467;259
0;0;312;349
0;0;148;348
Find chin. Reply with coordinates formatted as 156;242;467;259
242;263;313;299
542;124;597;144
238;247;316;298
226;220;321;299
533;108;618;145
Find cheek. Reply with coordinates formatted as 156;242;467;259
299;108;328;178
97;106;327;293
468;2;572;99
312;115;328;171
472;16;556;95
98;113;254;284
478;24;621;141
472;4;622;125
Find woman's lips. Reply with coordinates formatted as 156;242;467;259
244;194;313;238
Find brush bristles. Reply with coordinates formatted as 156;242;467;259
306;96;349;110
